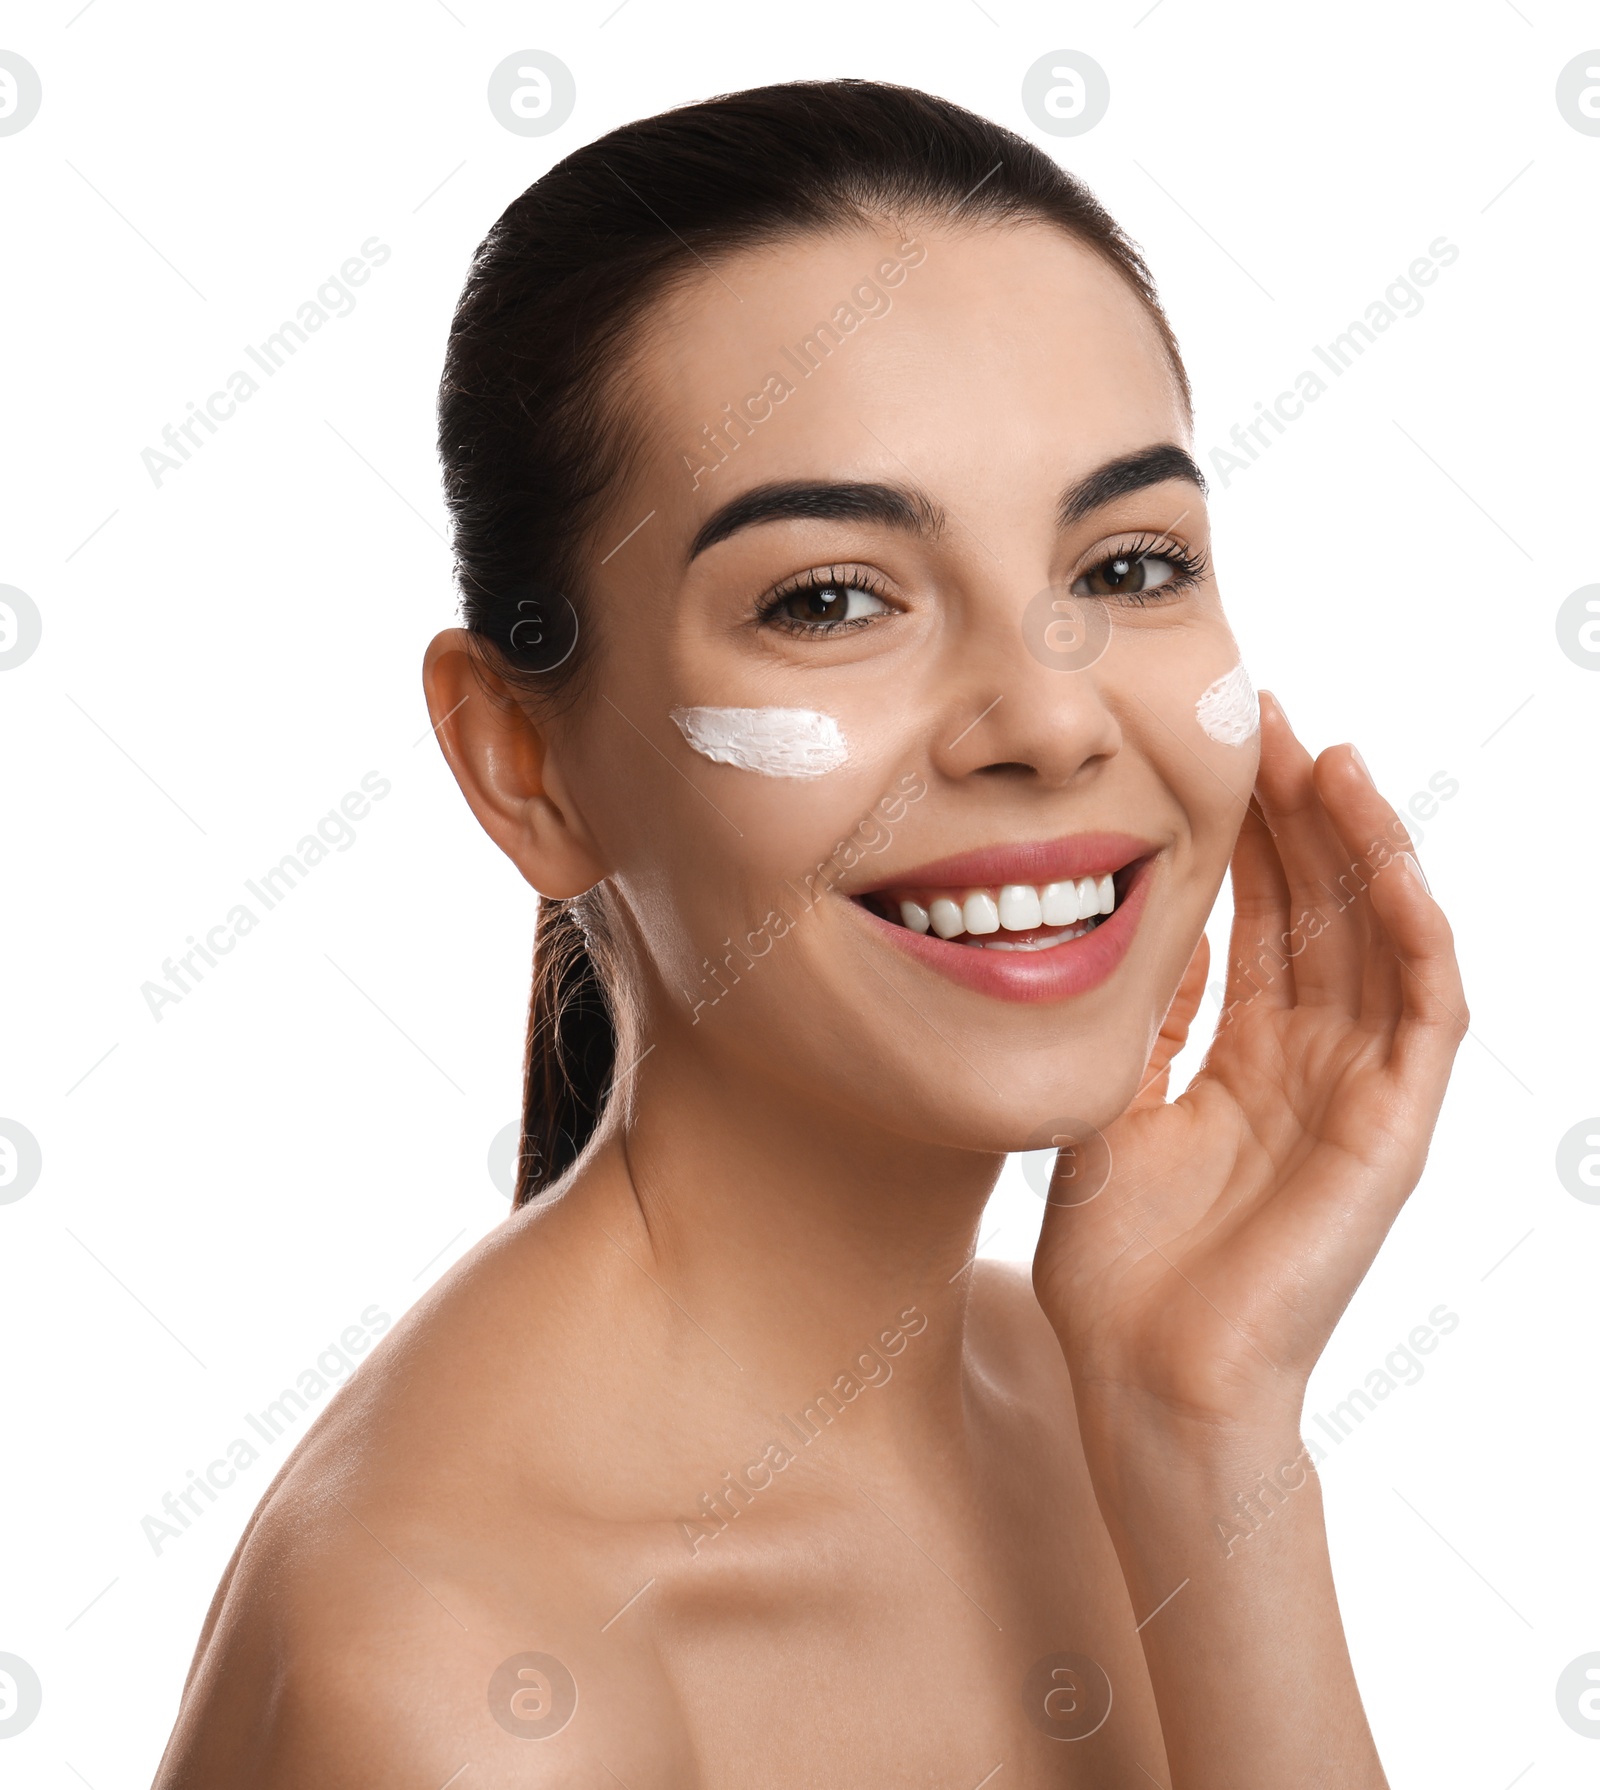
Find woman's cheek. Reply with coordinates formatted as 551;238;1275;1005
1129;644;1261;832
662;700;932;869
606;700;931;977
1194;660;1259;749
668;705;848;778
1194;657;1262;811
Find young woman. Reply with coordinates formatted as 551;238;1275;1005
154;81;1465;1787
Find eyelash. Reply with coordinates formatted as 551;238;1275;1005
755;565;898;636
1082;534;1212;605
753;536;1211;636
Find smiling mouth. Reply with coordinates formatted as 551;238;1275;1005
856;866;1133;952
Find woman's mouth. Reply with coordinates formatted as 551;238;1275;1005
861;871;1121;952
847;834;1158;1004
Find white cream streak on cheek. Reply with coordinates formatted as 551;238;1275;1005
1195;662;1259;746
669;706;850;778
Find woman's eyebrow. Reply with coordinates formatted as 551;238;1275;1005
1057;442;1207;529
685;441;1206;563
687;480;943;562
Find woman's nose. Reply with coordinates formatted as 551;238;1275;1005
929;585;1122;788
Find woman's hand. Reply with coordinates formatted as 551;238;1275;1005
1031;692;1468;1448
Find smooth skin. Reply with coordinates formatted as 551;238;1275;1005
153;219;1465;1788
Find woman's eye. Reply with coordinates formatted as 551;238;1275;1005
767;582;892;627
1073;552;1177;600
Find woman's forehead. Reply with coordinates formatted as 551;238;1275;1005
621;220;1189;548
641;219;1173;400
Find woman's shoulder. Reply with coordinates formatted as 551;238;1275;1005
154;1190;694;1787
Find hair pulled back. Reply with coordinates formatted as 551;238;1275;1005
437;78;1188;1206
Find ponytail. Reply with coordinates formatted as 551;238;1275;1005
516;892;617;1206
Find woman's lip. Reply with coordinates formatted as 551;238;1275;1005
850;854;1156;1004
850;831;1159;897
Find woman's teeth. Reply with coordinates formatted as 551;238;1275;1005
894;874;1116;949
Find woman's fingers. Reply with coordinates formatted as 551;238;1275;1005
1220;794;1295;1016
1250;694;1376;1015
1312;747;1469;1068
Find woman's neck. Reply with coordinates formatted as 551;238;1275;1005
563;1046;1006;1439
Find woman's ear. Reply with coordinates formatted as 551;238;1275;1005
421;628;606;898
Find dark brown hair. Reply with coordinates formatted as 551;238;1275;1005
437;78;1188;1206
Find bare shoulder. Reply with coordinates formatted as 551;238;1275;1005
154;1181;697;1788
154;1494;690;1788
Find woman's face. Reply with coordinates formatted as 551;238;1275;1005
552;218;1256;1151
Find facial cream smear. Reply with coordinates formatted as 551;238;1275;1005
1195;663;1259;747
670;706;850;779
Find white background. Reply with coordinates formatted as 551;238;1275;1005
2;2;1596;1783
